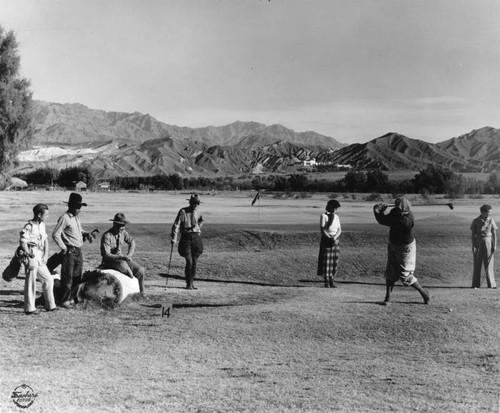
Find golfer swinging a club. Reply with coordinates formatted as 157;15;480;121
374;197;430;305
171;194;204;290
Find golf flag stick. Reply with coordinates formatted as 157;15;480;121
166;242;174;288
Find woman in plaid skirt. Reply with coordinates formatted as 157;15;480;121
317;199;342;288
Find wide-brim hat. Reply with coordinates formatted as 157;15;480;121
187;194;201;205
110;213;129;225
64;192;87;207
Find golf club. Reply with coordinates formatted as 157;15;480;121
383;202;454;210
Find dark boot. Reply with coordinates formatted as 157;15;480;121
383;281;395;305
412;281;430;304
324;275;329;288
328;277;337;288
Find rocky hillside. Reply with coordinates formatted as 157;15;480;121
19;101;344;177
316;128;500;173
316;132;469;171
437;127;500;173
15;101;500;177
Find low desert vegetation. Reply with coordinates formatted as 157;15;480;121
13;165;500;199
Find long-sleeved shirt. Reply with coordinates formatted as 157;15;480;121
171;207;204;242
52;211;84;250
374;207;415;245
100;228;136;262
471;216;497;248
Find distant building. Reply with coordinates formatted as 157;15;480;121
98;181;110;191
9;177;28;190
75;181;87;191
303;159;317;167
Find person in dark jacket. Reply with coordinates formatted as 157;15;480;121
374;197;430;305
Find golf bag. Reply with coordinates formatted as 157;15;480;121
2;247;28;282
47;251;64;273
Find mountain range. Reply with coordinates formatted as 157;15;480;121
15;100;500;179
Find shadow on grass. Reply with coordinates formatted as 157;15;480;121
346;300;430;306
0;299;23;308
159;273;308;288
159;273;474;290
299;279;386;286
0;289;22;295
141;302;235;309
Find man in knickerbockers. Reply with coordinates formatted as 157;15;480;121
171;194;205;290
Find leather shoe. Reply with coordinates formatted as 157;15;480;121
25;310;38;315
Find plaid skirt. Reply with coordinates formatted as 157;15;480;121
317;237;340;277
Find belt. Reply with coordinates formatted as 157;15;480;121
67;245;82;251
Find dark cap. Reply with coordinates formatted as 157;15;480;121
326;199;341;210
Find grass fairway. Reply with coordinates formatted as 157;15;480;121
0;192;499;412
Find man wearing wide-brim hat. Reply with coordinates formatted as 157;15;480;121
52;192;94;308
171;194;205;289
100;213;146;297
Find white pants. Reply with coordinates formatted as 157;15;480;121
24;249;56;312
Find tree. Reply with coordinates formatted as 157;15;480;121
19;167;59;185
486;172;500;194
365;170;390;193
412;165;461;194
343;171;366;192
57;166;95;188
273;176;290;191
289;174;309;191
0;26;33;187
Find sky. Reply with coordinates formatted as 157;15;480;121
1;0;500;144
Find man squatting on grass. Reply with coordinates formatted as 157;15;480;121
20;204;57;314
317;199;341;288
100;213;146;297
171;194;204;290
470;204;497;289
52;192;94;308
373;197;430;305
